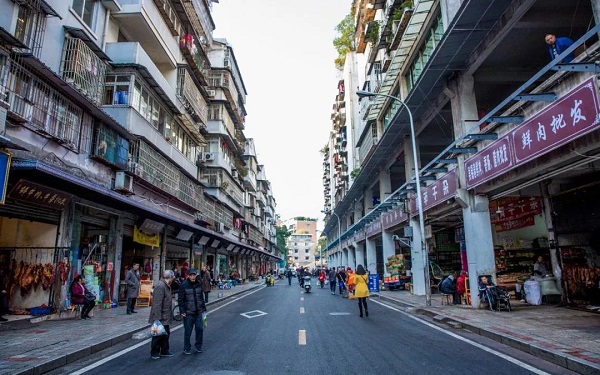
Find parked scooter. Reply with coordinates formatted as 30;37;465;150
303;275;312;293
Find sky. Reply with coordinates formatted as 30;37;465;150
211;0;350;226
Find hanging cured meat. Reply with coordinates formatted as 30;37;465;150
42;263;55;290
57;258;70;285
33;264;43;291
20;263;34;296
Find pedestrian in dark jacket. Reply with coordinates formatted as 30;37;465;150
545;33;575;63
178;268;207;355
201;266;211;303
125;263;140;314
336;268;347;295
440;271;459;304
148;270;175;359
328;268;337;295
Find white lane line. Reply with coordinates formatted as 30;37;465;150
298;330;306;345
300;297;304;301
300;307;305;314
371;299;551;375
69;287;265;375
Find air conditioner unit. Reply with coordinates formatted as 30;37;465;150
215;222;223;233
206;89;216;98
114;171;134;194
130;162;144;177
196;153;205;167
204;152;215;161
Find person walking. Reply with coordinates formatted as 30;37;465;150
125;263;141;314
149;270;175;359
70;274;95;320
287;268;293;285
201;266;211;303
178;268;207;355
328;268;337;295
354;265;370;317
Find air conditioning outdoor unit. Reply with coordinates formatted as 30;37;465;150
196;153;206;167
214;222;223;233
204;152;215;161
114;171;133;194
206;89;216;98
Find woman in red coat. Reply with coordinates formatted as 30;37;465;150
456;271;467;304
70;274;95;320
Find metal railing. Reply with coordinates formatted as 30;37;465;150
177;67;208;124
60;37;107;106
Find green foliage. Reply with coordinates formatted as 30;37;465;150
333;13;355;71
276;225;291;258
365;21;380;44
350;167;361;179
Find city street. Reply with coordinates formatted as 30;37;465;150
48;280;578;375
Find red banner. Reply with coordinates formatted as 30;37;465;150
489;196;543;224
494;215;535;233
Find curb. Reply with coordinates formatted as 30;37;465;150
13;284;264;375
374;294;600;375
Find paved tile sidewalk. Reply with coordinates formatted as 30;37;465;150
0;280;264;375
375;290;600;375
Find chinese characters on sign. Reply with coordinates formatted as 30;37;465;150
489;196;542;224
409;170;458;215
8;179;72;210
494;215;535;233
382;207;408;230
365;219;382;238
353;230;365;242
466;78;600;189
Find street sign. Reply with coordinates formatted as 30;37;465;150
0;150;10;204
368;274;380;292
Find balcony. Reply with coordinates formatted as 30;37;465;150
179;34;210;86
177;66;208;125
113;0;179;67
60;37;107;106
208;71;244;124
243;169;257;192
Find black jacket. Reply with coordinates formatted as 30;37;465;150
178;279;207;315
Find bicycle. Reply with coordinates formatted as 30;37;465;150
172;301;182;321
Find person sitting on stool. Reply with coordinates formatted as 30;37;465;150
440;270;459;304
533;255;548;277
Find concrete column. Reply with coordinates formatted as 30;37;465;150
382;230;395;274
410;218;426;295
354;241;365;267
347;246;356;269
440;0;462;31
366;237;377;274
379;170;392;201
108;215;123;304
341;247;348;268
593;0;600;38
354;200;363;223
462;195;495;307
363;186;373;213
541;184;562;292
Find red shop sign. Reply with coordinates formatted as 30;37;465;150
494;215;535;233
490;196;542;224
382;207;408;230
410;170;458;215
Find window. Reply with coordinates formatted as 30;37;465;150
72;0;96;29
14;6;46;56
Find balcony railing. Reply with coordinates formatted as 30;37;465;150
177;67;208;125
179;34;210;85
358;133;378;166
60;37;107;107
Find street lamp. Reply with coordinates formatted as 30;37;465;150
322;209;341;269
356;90;431;306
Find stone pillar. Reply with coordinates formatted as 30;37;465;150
379;170;392;201
341;247;348;268
366;237;377;274
593;0;600;38
363;186;373;213
354;241;365;267
382;229;395;274
354;200;363;223
410;217;426;295
347;246;356;269
108;215;124;304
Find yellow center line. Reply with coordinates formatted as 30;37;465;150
300;307;305;314
298;330;306;345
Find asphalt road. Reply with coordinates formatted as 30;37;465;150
52;279;579;375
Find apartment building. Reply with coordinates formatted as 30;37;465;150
323;0;600;309
0;0;279;311
286;218;318;268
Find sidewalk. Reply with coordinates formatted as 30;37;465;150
0;279;265;375
375;290;600;375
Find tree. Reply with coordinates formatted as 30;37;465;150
276;225;291;261
333;13;355;71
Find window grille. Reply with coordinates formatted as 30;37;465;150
132;140;179;196
177;67;208;125
61;37;106;106
92;124;129;169
14;4;46;58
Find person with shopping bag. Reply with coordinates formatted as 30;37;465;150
148;270;175;359
354;265;370;317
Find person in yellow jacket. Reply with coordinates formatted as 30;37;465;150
354;265;369;317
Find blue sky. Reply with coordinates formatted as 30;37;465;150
211;0;350;225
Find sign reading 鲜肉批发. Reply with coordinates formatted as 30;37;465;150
0;150;10;204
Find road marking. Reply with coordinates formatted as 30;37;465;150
371;299;552;375
300;307;305;314
300;297;304;301
298;330;306;345
240;310;267;319
329;312;351;316
69;287;265;375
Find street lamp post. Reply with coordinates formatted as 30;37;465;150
356;90;431;306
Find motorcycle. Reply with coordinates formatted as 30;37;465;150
303;275;312;293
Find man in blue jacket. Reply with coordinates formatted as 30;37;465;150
440;270;459;304
545;33;575;63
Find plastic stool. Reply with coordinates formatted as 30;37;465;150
441;293;452;305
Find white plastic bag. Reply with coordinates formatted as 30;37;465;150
524;280;542;305
151;320;167;336
201;312;207;328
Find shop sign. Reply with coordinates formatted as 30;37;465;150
489;196;542;224
365;219;382;238
409;170;458;215
454;227;465;242
494;215;535;233
133;225;160;247
8;179;72;210
0;150;10;204
466;78;600;188
139;218;164;234
381;206;408;230
353;230;365;242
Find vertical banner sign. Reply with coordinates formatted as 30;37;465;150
368;274;380;292
0;150;11;204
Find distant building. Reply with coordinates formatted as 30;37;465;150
286;218;317;267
